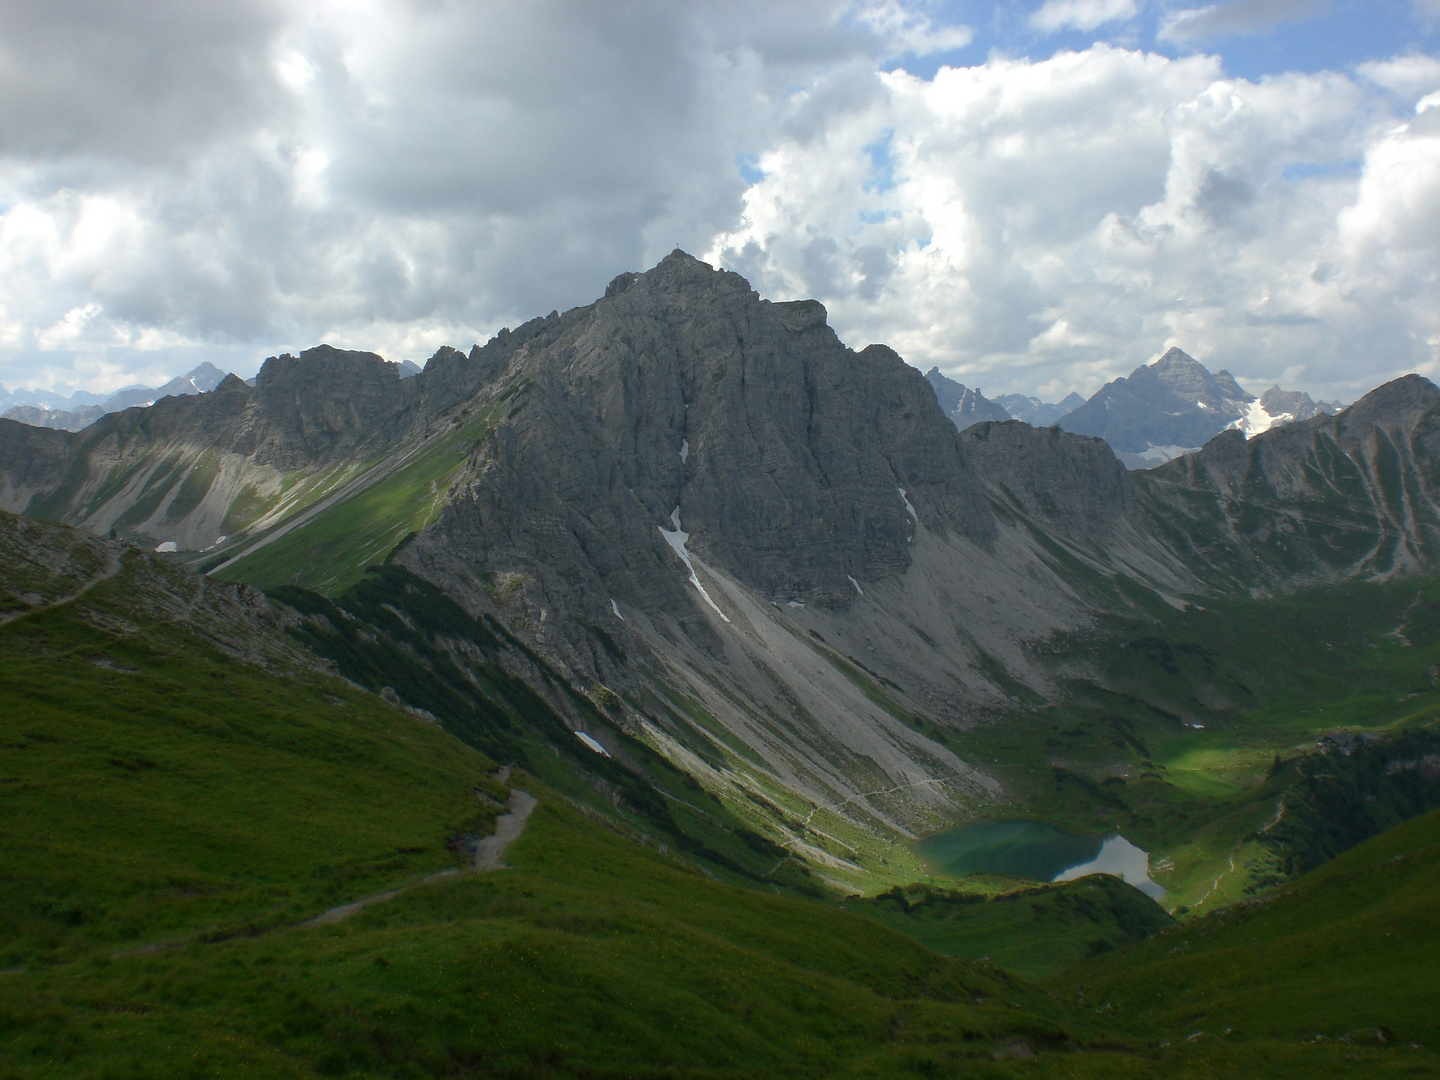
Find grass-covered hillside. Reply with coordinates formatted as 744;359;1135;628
949;574;1440;912
1052;806;1440;1068
0;513;502;972
4;510;1440;1076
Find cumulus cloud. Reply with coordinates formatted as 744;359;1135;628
0;0;859;389
0;1;1437;405
1029;0;1140;34
708;44;1435;400
852;1;973;56
1160;0;1325;44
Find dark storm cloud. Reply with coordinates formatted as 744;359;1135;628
0;0;288;162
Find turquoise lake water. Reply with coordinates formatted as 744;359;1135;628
914;820;1103;881
915;821;1166;899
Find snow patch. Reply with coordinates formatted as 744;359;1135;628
679;439;689;464
897;487;917;522
658;508;730;622
154;541;178;553
574;731;610;757
787;600;805;608
1229;398;1292;438
610;598;625;622
848;575;864;597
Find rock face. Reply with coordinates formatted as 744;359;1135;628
1137;375;1440;588
924;368;1012;430
409;254;996;627
1061;348;1255;466
961;421;1135;543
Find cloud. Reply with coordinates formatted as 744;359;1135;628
0;2;1436;406
709;45;1432;400
1029;0;1140;34
0;1;866;388
852;2;973;57
1357;54;1440;104
1160;0;1325;44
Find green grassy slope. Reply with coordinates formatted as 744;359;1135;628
267;565;828;896
951;575;1440;910
1052;806;1440;1053
6;793;1077;1080
853;877;1174;980
6;515;1440;1077
0;542;500;970
213;411;493;595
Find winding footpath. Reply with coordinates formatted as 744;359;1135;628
0;549;123;627
304;786;538;927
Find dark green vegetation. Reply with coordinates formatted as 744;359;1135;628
954;574;1440;911
0;525;500;971
266;563;823;896
1055;806;1440;1058
853;877;1174;980
4;515;1440;1076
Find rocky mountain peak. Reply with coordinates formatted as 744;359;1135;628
402;252;996;649
1062;347;1262;466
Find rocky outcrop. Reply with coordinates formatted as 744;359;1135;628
961;420;1135;543
1136;374;1440;588
405;252;996;634
0;420;71;513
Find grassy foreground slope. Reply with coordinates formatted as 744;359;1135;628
0;516;502;969
6;512;1440;1077
1053;806;1440;1051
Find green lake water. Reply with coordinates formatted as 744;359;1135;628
915;820;1103;881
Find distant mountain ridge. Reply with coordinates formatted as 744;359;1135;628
995;391;1086;426
1;362;230;432
1059;347;1339;468
923;368;1011;430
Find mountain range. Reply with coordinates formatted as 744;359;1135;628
922;348;1339;470
0;358;427;432
0;362;230;431
1059;346;1340;468
5;251;1440;1076
1;250;1435;858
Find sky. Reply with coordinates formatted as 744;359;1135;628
1;1;1438;404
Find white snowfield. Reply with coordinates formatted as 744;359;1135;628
1230;398;1291;438
658;507;730;622
574;731;610;756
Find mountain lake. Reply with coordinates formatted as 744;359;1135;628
915;820;1165;900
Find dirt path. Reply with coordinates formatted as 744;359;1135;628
0;548;124;627
474;791;539;870
303;787;537;927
